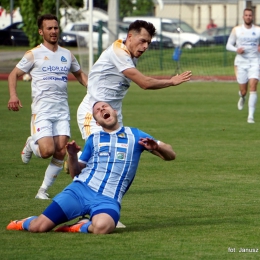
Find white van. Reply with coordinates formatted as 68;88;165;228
123;16;214;48
63;21;110;49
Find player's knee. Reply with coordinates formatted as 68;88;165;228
59;148;67;158
40;148;55;158
241;90;247;96
92;220;115;234
53;148;67;160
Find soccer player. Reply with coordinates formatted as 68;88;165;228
226;8;260;123
7;14;88;199
6;101;176;234
77;20;192;140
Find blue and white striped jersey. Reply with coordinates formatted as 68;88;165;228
75;126;155;204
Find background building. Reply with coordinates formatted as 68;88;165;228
154;0;260;33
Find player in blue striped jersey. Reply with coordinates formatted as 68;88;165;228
7;102;176;234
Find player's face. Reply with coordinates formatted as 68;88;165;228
93;102;119;130
39;19;59;45
127;28;152;58
243;10;253;26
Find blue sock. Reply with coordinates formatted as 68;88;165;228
23;216;38;230
80;221;92;233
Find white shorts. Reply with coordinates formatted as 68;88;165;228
235;64;260;84
77;111;101;140
30;100;70;142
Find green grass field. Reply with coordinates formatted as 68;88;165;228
1;80;260;259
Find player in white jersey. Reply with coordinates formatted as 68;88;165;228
6;101;176;234
77;20;192;140
7;14;88;199
226;8;260;123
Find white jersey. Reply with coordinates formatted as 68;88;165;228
16;43;81;114
226;24;260;65
79;39;137;124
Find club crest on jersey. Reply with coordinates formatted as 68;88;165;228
118;133;126;138
116;152;126;160
253;32;256;35
61;56;67;62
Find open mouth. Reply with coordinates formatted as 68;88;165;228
103;112;110;119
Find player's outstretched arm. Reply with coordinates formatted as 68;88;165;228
66;140;85;178
8;67;24;111
123;68;191;90
138;137;176;161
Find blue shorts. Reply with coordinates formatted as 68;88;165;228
43;181;120;225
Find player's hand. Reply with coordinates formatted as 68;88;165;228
237;47;244;54
66;140;81;155
8;97;23;111
138;137;159;151
171;71;192;86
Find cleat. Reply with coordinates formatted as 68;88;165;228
6;217;30;231
237;95;245;111
116;221;126;228
21;136;33;164
55;218;89;233
35;188;50;200
247;117;255;124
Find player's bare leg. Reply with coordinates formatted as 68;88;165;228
238;83;247;111
35;135;68;199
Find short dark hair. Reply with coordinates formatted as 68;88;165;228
37;14;58;29
128;20;156;38
244;8;253;14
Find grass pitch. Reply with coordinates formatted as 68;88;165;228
1;80;260;259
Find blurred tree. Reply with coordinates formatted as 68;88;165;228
0;0;83;11
119;0;154;20
0;0;84;47
19;0;41;47
119;0;134;19
133;0;154;16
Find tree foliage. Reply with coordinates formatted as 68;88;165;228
18;0;57;47
119;0;154;19
119;0;134;19
132;0;154;16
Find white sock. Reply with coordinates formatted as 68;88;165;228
248;91;257;119
40;157;64;191
30;140;41;158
